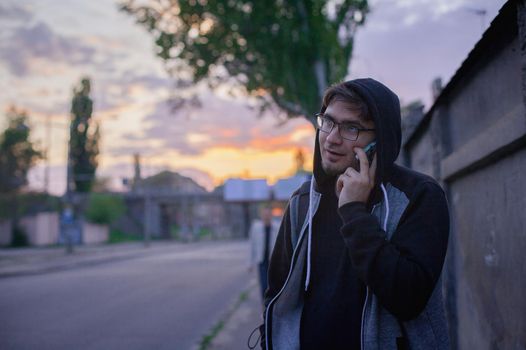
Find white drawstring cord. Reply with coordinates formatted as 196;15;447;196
305;179;314;291
380;183;390;232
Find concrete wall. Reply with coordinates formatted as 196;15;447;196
19;212;60;246
451;149;526;349
402;1;526;348
83;222;109;245
0;219;12;246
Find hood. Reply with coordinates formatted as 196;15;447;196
313;78;402;191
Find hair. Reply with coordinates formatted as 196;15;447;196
322;82;371;121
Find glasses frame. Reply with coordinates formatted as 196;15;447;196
315;113;375;141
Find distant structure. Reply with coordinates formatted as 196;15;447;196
133;170;207;194
431;77;443;101
400;1;526;348
223;179;271;237
294;148;306;173
121;170;222;242
133;153;141;189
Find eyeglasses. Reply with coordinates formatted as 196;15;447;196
316;113;375;141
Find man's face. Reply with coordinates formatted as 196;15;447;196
319;100;376;176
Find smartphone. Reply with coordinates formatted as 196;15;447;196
355;141;376;169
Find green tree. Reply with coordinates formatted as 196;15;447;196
84;193;125;225
120;0;368;126
69;77;100;193
0;106;43;193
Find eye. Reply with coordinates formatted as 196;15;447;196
342;124;358;132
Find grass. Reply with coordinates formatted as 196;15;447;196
199;320;225;350
108;229;142;244
198;289;250;350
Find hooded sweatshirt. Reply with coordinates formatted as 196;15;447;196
261;78;450;350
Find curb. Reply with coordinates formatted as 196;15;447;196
200;278;263;350
0;250;154;279
0;242;199;279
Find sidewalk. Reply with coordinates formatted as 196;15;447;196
206;277;265;350
0;241;187;278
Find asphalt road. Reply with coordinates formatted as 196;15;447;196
0;241;250;350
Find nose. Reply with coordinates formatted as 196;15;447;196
326;124;343;144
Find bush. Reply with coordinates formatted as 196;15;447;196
11;226;28;247
84;193;125;225
108;229;141;244
0;192;61;220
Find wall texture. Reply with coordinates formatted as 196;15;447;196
401;1;526;348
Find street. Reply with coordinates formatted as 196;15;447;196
0;241;252;350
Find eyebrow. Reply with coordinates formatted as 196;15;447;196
323;113;365;128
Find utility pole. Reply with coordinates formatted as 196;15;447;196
64;114;75;254
44;114;51;193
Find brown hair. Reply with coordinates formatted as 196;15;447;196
322;82;371;121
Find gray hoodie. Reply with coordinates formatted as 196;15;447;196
262;78;450;350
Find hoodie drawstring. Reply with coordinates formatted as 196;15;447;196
305;179;315;291
380;183;390;232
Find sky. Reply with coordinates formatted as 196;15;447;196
0;0;507;195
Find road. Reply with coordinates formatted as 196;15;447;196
0;241;251;350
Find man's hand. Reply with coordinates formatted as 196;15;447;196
336;147;377;208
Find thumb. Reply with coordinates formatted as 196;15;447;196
336;175;344;197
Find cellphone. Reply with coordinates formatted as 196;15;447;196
355;141;376;168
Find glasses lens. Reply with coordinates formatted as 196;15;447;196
318;116;333;133
340;126;359;141
316;115;323;129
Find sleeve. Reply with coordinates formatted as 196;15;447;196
260;202;294;349
338;182;450;321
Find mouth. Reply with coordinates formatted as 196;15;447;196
325;149;345;157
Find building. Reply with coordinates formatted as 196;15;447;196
400;1;526;348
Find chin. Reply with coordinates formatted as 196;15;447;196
322;161;346;176
322;159;357;175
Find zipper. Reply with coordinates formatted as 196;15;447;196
360;287;369;350
264;208;311;350
361;203;380;350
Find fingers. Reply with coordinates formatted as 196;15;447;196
336;175;344;197
344;166;358;177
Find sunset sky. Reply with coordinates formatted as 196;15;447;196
0;0;506;195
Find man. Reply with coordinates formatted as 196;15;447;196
261;79;450;350
249;205;280;299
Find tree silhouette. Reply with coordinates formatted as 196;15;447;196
121;0;369;126
0;106;42;193
69;78;100;193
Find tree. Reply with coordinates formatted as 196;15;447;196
69;77;100;193
85;193;125;225
120;0;369;126
0;107;42;193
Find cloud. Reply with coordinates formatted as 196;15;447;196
0;21;96;76
366;0;485;33
27;164;66;196
351;0;505;107
0;3;32;21
110;92;314;158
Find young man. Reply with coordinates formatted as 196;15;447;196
261;79;450;350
